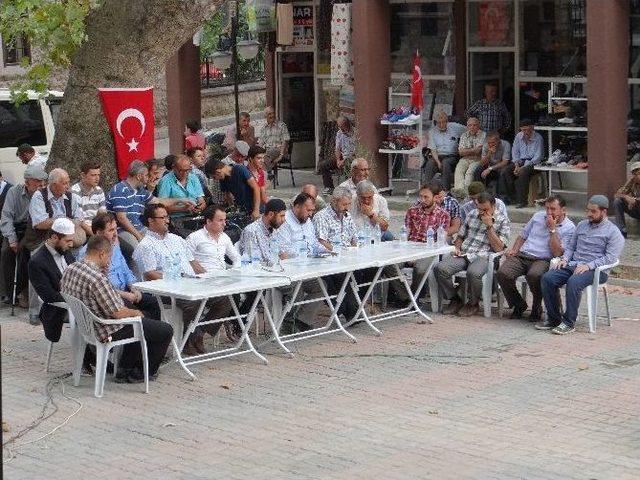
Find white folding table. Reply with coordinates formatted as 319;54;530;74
133;272;290;379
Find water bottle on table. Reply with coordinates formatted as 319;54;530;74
172;252;182;278
426;226;435;248
330;233;342;256
357;229;366;248
437;223;447;247
373;224;382;245
399;225;408;243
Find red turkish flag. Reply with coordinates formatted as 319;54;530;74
98;87;155;179
411;50;424;112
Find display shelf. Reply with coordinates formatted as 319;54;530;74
380;118;421;126
378;147;421;155
535;125;587;132
550;96;587;101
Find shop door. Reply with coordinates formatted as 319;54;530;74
468;52;515;136
276;51;316;168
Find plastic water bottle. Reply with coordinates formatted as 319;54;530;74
172;252;182;278
331;233;342;256
269;239;281;266
426;226;435;248
363;224;372;246
163;255;174;280
250;240;261;267
373;224;382;245
241;251;251;268
297;238;308;258
399;225;408;243
357;229;366;248
437;224;447;247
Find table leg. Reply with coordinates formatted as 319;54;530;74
316;274;357;343
261;282;302;356
228;293;269;365
343;268;383;335
156;296;197;380
396;262;434;324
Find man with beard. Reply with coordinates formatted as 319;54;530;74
538;195;625;335
497;195;575;321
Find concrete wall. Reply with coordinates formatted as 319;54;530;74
201;81;266;120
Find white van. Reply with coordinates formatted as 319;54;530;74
0;89;63;184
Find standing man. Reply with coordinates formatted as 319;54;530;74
473;131;511;195
207;159;261;221
0;165;47;309
613;160;640;238
424;111;466;189
538;195;625;335
258;106;290;173
500;118;544;208
351;180;392;241
16;144;47;169
433;192;510;317
62;235;173;383
319;116;356;195
465;82;511;134
497;195;575;320
223;112;256;150
338;158;375;196
0;170;13;300
71;161;106;233
454;117;486;190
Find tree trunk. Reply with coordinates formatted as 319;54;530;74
49;0;224;186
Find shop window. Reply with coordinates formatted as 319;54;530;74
468;0;514;48
519;0;586;78
2;35;30;67
390;2;455;76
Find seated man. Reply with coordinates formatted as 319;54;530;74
460;181;508;224
313;187;360;320
319;116;355;194
223;111;256;150
106;160;188;262
70;160;106;232
221;140;250;166
473;131;511;195
133;203;231;356
186;204;241;271
291;183;326;214
62;235;173;383
184;119;206;151
258;106;290;173
454;117;486;190
432;180;462;237
434;192;510;317
497;195;575;320
539;195;625;335
1;165;47;311
500;118;544;208
246;145;269;209
145;158;166;196
339;158;376;197
613;160;640;238
78;212;160;320
207;158;261;221
351;180;392;241
273;193;326;331
423;110;466;189
156;154;206;220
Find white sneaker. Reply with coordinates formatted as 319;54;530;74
557;117;574;124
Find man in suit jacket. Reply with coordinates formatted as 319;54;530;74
28;218;76;342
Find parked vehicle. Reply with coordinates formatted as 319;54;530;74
0;89;63;183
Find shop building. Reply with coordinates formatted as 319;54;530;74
257;0;633;201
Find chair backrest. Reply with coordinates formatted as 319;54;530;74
61;293;100;346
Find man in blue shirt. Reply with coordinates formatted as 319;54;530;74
77;212;160;320
497;195;575;320
500;118;544;208
538;195;625;334
156;155;206;218
208;158;261;221
424;111;466;190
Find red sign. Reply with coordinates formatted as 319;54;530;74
98;87;155;179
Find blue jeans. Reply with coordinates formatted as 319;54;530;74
541;266;607;327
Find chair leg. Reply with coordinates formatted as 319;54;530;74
586;286;595;333
45;341;54;373
602;286;612;327
112;345;121;378
72;340;87;387
136;324;150;394
428;270;439;313
482;277;492;318
496;285;503;318
94;344;110;398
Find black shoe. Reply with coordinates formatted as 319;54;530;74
528;306;542;322
389;298;411;309
535;319;559;330
114;368;132;383
509;303;527;319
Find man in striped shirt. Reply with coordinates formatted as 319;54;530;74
71;161;106;233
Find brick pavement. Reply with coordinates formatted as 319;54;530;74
2;287;639;479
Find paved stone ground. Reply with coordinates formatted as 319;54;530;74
2;283;640;479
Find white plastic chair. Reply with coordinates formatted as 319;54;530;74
44;301;79;373
61;293;149;398
451;251;505;318
585;260;618;333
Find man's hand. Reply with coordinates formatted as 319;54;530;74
9;242;18;254
624;195;636;207
546;214;557;230
552;259;567;270
573;264;590;275
251;210;260;220
480;212;494;227
507;247;518;257
360;203;374;218
130;289;142;303
121;291;135;303
480;168;491;179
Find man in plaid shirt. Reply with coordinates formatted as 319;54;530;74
433;192;509;317
61;235;173;383
465;83;511;134
258;106;290;173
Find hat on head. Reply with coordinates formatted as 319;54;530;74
235;140;250;156
24;164;48;181
51;218;75;236
588;194;609;209
630;161;640;174
467;181;486;197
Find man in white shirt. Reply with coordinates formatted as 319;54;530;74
71;160;106;231
186;205;241;271
16;144;47;169
350;180;393;241
133;203;232;356
338;158;376;197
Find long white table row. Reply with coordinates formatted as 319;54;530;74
133;241;453;378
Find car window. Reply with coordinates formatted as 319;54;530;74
47;98;61;127
0;100;46;148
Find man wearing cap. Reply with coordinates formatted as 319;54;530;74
0;164;47;315
613;161;640;238
16;143;47;169
538;195;625;335
222;140;250;166
28;218;77;340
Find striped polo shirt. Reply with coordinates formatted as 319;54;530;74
71;182;106;223
105;180;152;232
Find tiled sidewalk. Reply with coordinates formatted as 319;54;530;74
2;289;639;479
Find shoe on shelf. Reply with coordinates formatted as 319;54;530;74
557;116;574;124
458;302;480;317
535;319;559;330
509;303;528;319
443;297;464;315
551;322;575;335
